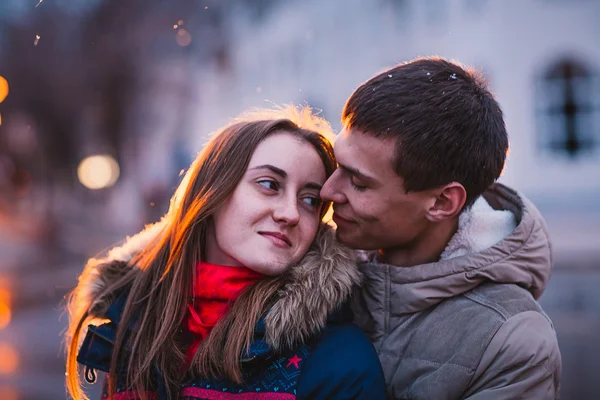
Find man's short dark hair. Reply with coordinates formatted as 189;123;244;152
342;57;509;208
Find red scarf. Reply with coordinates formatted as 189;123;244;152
184;262;265;365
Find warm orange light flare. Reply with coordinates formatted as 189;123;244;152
322;204;334;224
0;343;19;375
0;386;18;400
500;145;511;177
0;289;10;330
0;76;8;103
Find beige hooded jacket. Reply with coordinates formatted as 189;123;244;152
352;184;561;399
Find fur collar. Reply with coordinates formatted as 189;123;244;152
440;196;517;260
74;220;360;351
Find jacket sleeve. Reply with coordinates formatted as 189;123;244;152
296;324;386;400
464;311;562;399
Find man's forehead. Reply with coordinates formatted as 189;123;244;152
335;129;394;162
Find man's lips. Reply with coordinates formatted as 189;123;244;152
332;212;355;225
259;231;292;247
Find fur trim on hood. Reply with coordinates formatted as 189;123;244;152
440;195;517;261
72;221;361;351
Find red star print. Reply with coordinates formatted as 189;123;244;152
286;355;302;369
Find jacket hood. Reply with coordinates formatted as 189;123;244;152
73;221;361;351
358;183;553;315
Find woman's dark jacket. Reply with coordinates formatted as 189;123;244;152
75;223;385;399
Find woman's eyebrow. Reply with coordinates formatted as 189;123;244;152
304;182;323;191
249;164;287;178
250;164;322;190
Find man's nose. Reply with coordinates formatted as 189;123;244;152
321;169;347;204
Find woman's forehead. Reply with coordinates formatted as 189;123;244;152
248;133;326;183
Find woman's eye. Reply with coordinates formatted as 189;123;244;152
302;196;323;208
258;179;279;191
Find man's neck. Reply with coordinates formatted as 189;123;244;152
377;218;459;267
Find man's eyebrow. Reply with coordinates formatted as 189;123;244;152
338;162;377;184
249;164;287;178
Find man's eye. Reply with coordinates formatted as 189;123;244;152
350;178;367;192
258;179;279;191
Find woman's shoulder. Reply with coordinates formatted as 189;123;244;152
295;322;386;400
306;302;379;368
312;322;382;369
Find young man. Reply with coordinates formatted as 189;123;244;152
321;57;561;399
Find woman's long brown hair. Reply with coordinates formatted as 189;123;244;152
65;106;336;400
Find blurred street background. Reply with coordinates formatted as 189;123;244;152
0;0;599;399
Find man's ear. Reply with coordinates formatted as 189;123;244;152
425;182;467;222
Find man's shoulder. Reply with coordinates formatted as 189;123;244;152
459;281;550;323
401;282;554;369
378;283;559;399
421;282;550;336
462;284;561;399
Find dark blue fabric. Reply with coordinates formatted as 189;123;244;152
296;324;386;400
103;291;128;324
76;291;129;373
77;323;117;373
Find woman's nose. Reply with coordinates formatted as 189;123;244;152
272;195;300;225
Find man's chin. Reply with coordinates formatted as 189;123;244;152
334;229;361;249
334;229;380;253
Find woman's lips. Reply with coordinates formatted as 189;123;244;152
259;231;292;248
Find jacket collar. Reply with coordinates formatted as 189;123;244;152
74;222;361;351
357;184;553;317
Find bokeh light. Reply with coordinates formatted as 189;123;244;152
0;76;8;103
176;29;192;47
0;386;18;400
77;155;120;190
0;289;10;330
0;343;19;375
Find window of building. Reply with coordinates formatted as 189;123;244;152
536;59;599;158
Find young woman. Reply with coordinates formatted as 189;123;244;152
65;106;385;400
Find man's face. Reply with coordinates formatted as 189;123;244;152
320;129;435;251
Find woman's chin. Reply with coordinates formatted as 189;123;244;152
245;258;291;276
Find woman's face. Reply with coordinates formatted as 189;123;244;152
205;132;327;275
